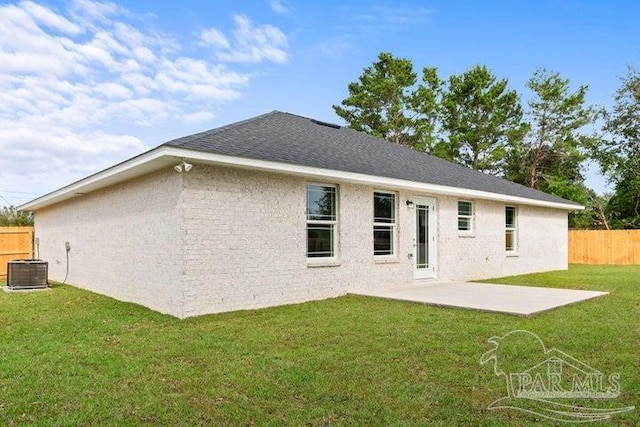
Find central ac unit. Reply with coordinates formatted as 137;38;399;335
7;260;48;290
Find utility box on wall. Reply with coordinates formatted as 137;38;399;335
7;259;48;290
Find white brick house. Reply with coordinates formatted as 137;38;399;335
21;111;581;318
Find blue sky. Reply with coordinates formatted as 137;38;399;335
1;0;638;206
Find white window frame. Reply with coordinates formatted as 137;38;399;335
306;183;338;260
505;205;518;254
373;191;397;257
457;200;474;236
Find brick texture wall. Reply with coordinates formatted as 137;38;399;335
436;198;568;281
35;169;186;316
33;164;569;318
180;165;568;316
180;165;413;316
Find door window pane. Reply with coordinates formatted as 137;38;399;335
505;206;517;252
416;205;428;268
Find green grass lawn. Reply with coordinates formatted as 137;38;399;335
1;264;638;426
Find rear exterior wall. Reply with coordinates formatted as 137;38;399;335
180;165;412;317
180;165;568;317
33;164;569;318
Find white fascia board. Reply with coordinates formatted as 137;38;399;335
19;147;171;211
166;147;584;211
20;146;584;211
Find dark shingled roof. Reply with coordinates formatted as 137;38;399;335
163;111;580;207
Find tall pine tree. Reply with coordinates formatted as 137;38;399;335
594;67;640;228
437;65;527;175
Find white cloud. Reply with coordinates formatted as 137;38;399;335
201;14;288;64
21;0;83;34
352;5;434;29
94;82;133;99
199;28;230;49
317;5;433;59
269;0;288;14
318;35;357;59
0;1;289;205
184;111;216;123
70;0;123;22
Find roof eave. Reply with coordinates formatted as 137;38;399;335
177;148;583;211
20;146;584;212
19;146;175;211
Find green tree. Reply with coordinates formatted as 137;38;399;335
593;68;640;228
0;206;34;226
605;167;640;228
411;66;444;152
333;52;418;146
556;184;611;230
505;69;601;194
333;52;443;150
587;192;612;230
438;65;528;175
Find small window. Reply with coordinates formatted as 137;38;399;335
505;206;517;252
373;192;396;256
458;201;474;233
307;185;337;258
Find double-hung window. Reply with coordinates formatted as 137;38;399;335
505;206;517;253
306;184;337;258
458;200;474;234
373;192;396;256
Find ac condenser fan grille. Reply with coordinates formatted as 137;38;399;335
7;260;48;290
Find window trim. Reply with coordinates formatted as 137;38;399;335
505;205;518;254
306;183;338;261
373;190;397;257
457;200;475;236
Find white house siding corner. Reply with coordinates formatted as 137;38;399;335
34;168;186;317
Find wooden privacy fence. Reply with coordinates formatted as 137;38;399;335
569;229;640;265
0;227;35;277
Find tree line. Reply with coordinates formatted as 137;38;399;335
333;52;640;229
0;205;34;226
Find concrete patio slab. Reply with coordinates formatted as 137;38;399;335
354;282;608;316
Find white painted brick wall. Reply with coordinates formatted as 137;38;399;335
33;163;569;318
180;166;417;316
180;165;568;316
35;169;186;317
436;198;568;281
